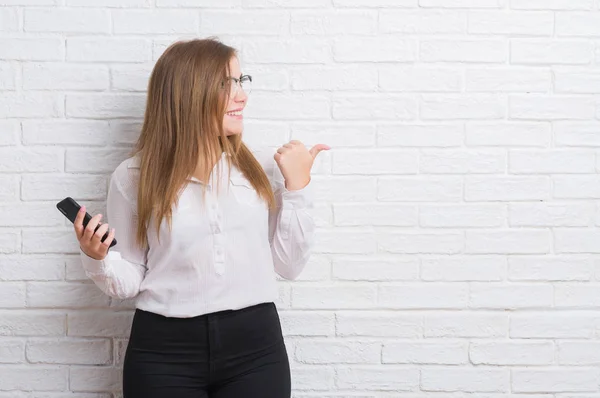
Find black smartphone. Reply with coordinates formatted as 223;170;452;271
56;197;117;248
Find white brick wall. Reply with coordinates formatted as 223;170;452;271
2;0;600;396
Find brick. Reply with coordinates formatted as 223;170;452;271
313;176;376;202
333;0;416;6
380;283;468;309
378;124;464;147
26;339;111;365
470;341;554;365
466;176;549;201
558;341;600;364
23;174;108;201
557;12;600;36
0;366;67;391
333;257;418;281
0;148;62;172
555;228;600;253
383;341;467;364
66;94;145;118
420;204;505;228
0;203;63;227
378;177;463;202
108;120;144;146
466;67;551;92
0;93;64;118
421;95;506;120
420;39;506;63
0;62;15;90
24;8;109;33
336;312;421;338
313;230;376;254
245;0;328;7
22;229;79;254
114;10;198;34
0;257;65;281
0;283;25;308
0;8;18;31
381;10;466;33
555;70;600;93
466;229;550;254
68;38;151;62
0;232;20;254
291;11;376;35
470;283;553;309
292;123;375;147
333;150;417;175
0;176;17;202
68;311;133;337
509;256;593;281
421;0;503;7
512;368;598;392
70;366;121;391
509;203;593;227
466;122;550;147
421;368;509;392
279;311;334;336
292;285;377;309
510;312;597;338
421;256;506;281
379;232;464;254
510;95;596;120
333;94;418;120
336;367;419;391
292;66;377;91
424;312;508;338
0;38;63;61
0;311;66;336
290;366;334;391
66;148;131;174
555;284;600;308
469;11;554;35
69;0;151;5
243;39;330;64
108;65;152;92
22;120;109;146
554;176;600;199
0;121;19;146
511;40;593;64
334;204;417;227
380;66;463;92
334;37;416;62
248;93;330;120
295;340;380;364
421;149;505;174
511;149;595;173
23;63;109;90
0;339;25;363
511;0;594;9
27;282;110;309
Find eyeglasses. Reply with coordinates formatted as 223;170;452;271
223;74;252;97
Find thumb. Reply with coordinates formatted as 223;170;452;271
309;144;331;159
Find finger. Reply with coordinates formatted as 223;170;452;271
73;206;86;239
101;228;116;249
82;214;103;242
283;143;294;149
289;140;301;145
309;144;331;159
277;147;288;154
91;223;110;252
274;152;282;163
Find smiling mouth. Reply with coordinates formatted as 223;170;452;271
226;109;243;116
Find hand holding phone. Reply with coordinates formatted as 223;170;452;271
56;197;117;260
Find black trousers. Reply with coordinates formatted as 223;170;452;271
123;302;291;398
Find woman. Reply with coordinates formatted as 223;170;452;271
74;38;328;397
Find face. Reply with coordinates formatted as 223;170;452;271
222;56;248;137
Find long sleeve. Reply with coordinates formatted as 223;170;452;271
267;164;316;280
79;170;147;299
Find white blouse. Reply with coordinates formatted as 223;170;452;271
79;148;315;318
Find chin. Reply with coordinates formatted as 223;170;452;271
224;128;243;137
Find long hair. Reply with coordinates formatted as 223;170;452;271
132;38;275;249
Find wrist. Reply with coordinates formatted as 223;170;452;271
285;176;311;191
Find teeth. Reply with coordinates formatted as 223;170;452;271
227;110;242;116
